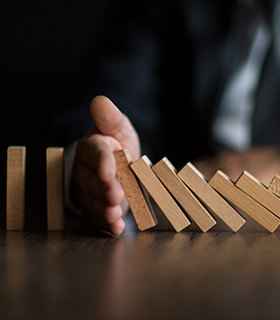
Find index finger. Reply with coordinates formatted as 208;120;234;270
75;130;122;183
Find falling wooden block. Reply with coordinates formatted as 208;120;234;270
268;176;280;198
235;171;280;219
114;149;157;231
209;170;280;233
46;147;65;230
178;163;245;232
6;146;26;230
152;157;216;232
130;156;191;232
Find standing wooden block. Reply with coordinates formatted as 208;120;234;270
235;171;280;219
152;157;216;232
209;170;280;233
46;147;65;230
6;146;26;230
178;163;245;232
130;156;191;232
268;176;280;198
114;149;157;231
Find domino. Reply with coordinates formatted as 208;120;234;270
6;146;26;230
5;144;280;234
178;163;246;232
114;149;157;231
152;157;216;232
235;171;280;219
268;176;280;198
46;147;65;231
209;170;280;233
130;155;191;232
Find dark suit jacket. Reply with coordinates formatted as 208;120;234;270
0;0;279;224
86;0;280;164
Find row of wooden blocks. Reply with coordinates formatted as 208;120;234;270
6;146;64;231
114;149;280;233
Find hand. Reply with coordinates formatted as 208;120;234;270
72;96;141;235
193;146;280;186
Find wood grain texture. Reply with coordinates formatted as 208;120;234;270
235;171;280;219
268;175;280;198
2;229;280;320
152;157;216;232
114;149;157;231
178;163;246;232
209;170;280;233
6;146;26;230
46;147;65;231
130;156;190;232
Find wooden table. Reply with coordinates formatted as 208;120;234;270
1;215;280;320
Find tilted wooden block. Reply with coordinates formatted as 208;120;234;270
178;163;246;232
114;149;157;231
6;146;26;230
209;170;280;233
46;147;65;231
130;156;191;232
152;157;216;232
235;171;280;219
268;176;280;198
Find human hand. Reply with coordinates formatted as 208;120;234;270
72;96;141;235
193;146;280;186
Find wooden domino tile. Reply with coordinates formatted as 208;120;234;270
235;171;280;219
114;149;157;231
130;156;191;232
178;163;246;232
268;176;280;198
46;147;65;231
6;146;26;230
209;170;280;233
152;157;216;232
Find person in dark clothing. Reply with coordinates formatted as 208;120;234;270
72;0;280;234
1;1;280;233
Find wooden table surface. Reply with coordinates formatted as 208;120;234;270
1;214;280;320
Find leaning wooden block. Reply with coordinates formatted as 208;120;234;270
268;176;280;198
235;171;280;219
6;146;26;230
114;149;157;231
46;147;65;230
152;157;216;232
178;163;245;232
209;170;280;233
130;156;191;232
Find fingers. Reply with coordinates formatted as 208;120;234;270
72;159;124;205
73;137;126;235
78;190;123;223
76;129;122;183
72;95;141;235
80;204;125;236
72;177;126;235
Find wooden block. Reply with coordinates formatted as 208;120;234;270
235;171;280;219
130;156;191;232
178;163;245;232
6;146;26;230
268;176;280;198
152;157;216;232
114;149;157;231
46;147;65;230
209;170;280;233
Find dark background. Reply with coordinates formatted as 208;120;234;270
0;1;108;227
1;0;278;228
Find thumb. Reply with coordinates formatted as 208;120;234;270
89;96;140;161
